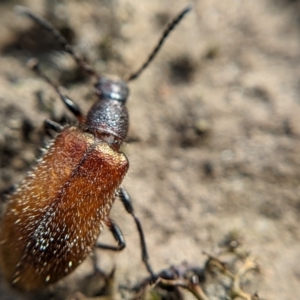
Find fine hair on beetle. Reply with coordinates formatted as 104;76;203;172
0;5;191;292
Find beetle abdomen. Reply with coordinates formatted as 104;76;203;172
0;126;128;291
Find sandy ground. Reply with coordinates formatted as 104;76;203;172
0;0;300;299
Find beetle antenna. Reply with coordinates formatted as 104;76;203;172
126;6;192;82
15;5;99;79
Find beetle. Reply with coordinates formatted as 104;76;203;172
0;5;191;292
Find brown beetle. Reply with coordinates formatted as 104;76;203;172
0;5;191;292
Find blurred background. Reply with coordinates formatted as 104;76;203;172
0;0;299;299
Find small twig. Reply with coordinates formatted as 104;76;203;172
204;251;259;300
158;277;210;300
231;256;259;300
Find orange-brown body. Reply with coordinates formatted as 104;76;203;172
0;126;128;291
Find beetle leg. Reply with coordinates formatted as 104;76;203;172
118;186;156;279
44;119;64;136
54;92;84;123
95;218;126;251
28;58;85;123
